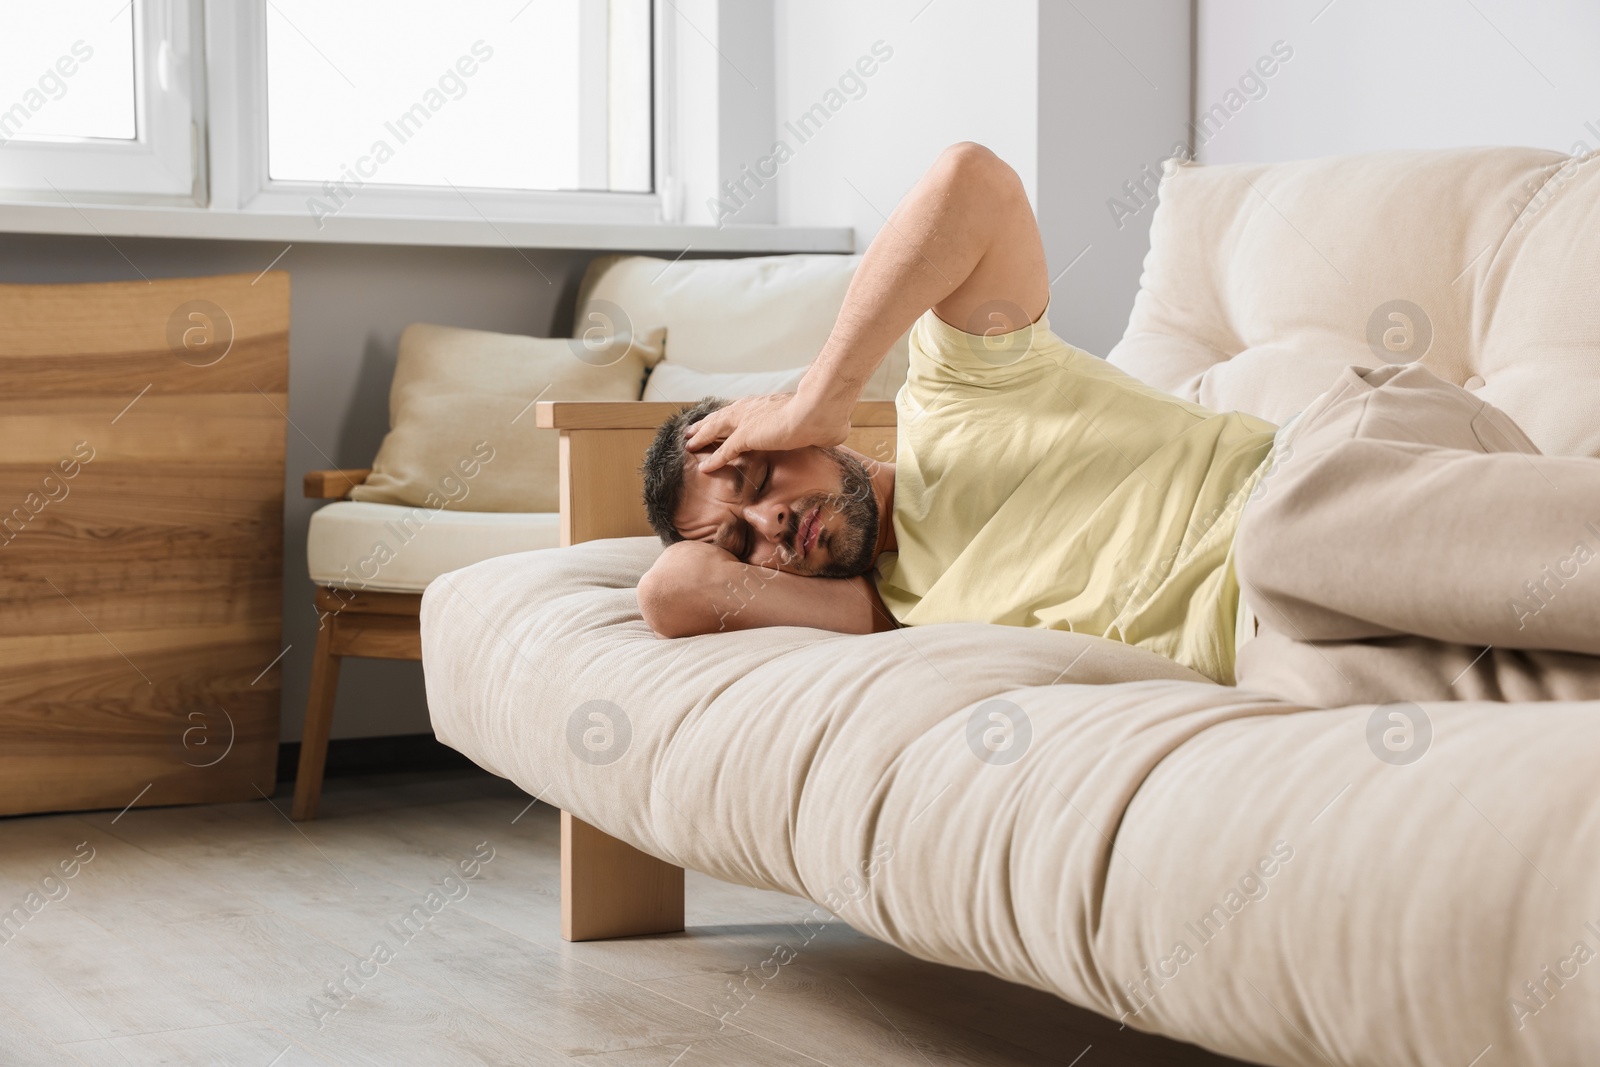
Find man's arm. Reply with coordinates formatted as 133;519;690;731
637;541;897;638
687;141;1049;469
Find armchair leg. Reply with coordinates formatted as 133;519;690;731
560;810;685;941
291;619;343;820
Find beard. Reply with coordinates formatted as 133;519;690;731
788;448;880;579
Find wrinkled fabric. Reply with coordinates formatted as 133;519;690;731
423;537;1600;1067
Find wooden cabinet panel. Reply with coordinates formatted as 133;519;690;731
0;273;289;815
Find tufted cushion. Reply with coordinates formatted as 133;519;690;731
1108;147;1600;458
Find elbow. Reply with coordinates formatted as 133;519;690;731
636;542;727;638
934;140;1022;200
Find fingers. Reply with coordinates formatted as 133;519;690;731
684;394;777;451
684;409;728;451
697;431;742;472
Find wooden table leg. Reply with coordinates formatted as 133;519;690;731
291;619;343;821
561;810;685;941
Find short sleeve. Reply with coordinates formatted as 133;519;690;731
905;307;1054;391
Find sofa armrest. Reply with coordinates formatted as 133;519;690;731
303;468;372;500
534;401;897;546
534;400;898;429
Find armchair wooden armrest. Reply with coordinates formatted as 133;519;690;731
303;468;372;500
534;401;897;546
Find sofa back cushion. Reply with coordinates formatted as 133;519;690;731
352;323;660;513
1107;147;1600;457
576;253;910;401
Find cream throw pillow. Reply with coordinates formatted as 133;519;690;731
352;322;662;513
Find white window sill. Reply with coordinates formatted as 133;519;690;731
0;201;854;254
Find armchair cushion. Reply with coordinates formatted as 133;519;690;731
352;322;663;514
309;501;559;593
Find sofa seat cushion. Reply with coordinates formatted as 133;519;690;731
308;500;559;593
423;537;1600;1067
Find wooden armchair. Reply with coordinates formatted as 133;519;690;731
534;399;897;940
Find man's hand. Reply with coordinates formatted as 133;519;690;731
684;389;853;473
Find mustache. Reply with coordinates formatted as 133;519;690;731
780;496;828;563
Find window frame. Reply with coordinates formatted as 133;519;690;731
0;0;205;203
207;0;664;226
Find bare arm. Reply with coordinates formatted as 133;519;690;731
637;541;897;638
687;141;1049;469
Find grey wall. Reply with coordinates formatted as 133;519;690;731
773;0;1039;247
0;234;589;743
1036;0;1192;357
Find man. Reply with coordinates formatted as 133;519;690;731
636;142;1600;708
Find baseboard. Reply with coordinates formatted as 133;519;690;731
278;732;476;783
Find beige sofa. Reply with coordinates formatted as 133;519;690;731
420;147;1600;1067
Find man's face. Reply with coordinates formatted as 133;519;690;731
673;445;879;578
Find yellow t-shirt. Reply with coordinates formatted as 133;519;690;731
873;309;1277;684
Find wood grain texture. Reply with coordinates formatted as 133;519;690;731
537;401;686;430
292;587;424;820
559;427;659;545
302;467;371;499
313;586;423;618
0;273;289;815
290;620;343;822
537;399;897;429
328;614;424;660
561;811;686;942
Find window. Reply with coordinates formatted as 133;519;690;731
0;0;202;199
0;0;668;225
232;0;655;225
264;0;652;195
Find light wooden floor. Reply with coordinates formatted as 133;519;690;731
0;769;1257;1066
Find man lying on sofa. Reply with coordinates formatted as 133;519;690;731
634;142;1600;708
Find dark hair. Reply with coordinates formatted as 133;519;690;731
640;396;729;544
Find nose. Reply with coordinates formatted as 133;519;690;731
742;499;790;550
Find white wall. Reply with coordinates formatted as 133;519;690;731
772;0;1039;245
1196;0;1600;164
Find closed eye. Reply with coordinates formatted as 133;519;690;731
732;461;770;562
